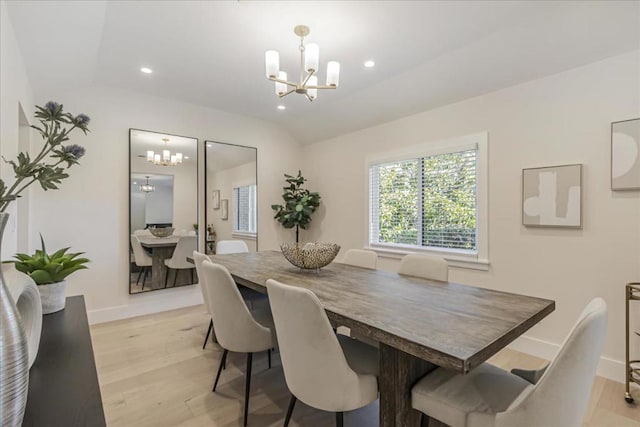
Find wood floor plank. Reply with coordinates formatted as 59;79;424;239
91;304;640;427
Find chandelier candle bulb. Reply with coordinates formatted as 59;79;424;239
304;43;319;72
163;150;170;162
308;75;318;100
146;150;154;161
327;61;340;87
175;153;183;163
265;50;279;78
154;154;160;163
276;71;288;95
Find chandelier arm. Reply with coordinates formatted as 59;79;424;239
268;76;298;87
305;85;337;90
304;93;313;102
279;89;296;98
301;70;315;87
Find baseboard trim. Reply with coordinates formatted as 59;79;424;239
509;334;624;384
87;288;204;325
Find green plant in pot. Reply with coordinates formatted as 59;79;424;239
11;235;90;314
271;170;321;243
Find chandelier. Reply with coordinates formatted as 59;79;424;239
265;25;340;101
146;138;183;166
140;176;155;193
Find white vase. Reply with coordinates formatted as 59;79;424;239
38;281;67;314
2;264;42;367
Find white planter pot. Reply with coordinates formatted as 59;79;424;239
38;281;67;314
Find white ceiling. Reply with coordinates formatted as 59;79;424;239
6;1;640;144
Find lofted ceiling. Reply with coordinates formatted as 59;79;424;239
6;1;640;144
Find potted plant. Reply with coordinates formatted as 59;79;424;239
11;235;90;314
271;170;321;243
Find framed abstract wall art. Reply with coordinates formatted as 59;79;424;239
522;164;582;228
612;118;640;191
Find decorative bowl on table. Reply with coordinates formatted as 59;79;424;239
148;227;174;238
280;243;341;270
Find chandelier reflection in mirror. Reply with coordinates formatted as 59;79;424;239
140;176;155;193
265;25;340;102
146;138;183;166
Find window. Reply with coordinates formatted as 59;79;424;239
368;133;488;268
233;184;257;235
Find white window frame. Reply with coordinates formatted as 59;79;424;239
365;132;489;271
232;183;257;239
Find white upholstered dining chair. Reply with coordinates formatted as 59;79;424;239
164;235;197;287
411;298;607;427
342;249;378;270
192;251;214;349
266;279;379;427
202;261;274;426
216;239;249;254
130;235;152;289
398;253;449;281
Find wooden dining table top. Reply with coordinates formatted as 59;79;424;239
137;235;179;248
207;251;555;374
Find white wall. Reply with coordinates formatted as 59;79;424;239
0;1;34;259
301;51;640;381
29;85;301;323
207;161;257;251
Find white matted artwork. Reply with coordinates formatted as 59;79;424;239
212;190;220;209
612;118;640;191
221;199;228;220
522;164;582;228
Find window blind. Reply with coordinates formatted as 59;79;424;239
233;184;257;233
370;148;477;251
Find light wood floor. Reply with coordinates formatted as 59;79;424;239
90;305;640;427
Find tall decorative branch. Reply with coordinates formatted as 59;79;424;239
0;101;91;213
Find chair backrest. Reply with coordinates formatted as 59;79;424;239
130;235;152;266
192;251;212;313
169;235;197;267
398;253;448;281
342;249;377;270
201;261;271;353
133;229;152;236
266;279;376;412
216;239;249;254
493;298;608;427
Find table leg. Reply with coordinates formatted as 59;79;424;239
150;247;175;290
379;343;437;427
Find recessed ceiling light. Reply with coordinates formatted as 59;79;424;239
133;181;138;185
277;105;286;110
184;156;190;159
364;60;375;68
140;67;153;74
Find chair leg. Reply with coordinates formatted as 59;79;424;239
173;269;178;287
336;412;344;427
203;319;213;350
136;268;143;286
268;349;271;369
244;352;253;426
212;349;228;392
420;413;429;427
283;394;297;427
142;267;148;289
190;268;194;284
164;267;170;288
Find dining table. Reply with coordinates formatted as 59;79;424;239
207;250;555;427
137;235;179;289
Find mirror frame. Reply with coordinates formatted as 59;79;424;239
128;128;200;295
204;140;258;254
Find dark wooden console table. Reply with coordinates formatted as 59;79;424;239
23;296;106;426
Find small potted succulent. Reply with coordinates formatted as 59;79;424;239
11;235;90;314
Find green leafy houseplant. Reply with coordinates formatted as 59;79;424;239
11;236;90;285
271;170;321;243
0;101;90;212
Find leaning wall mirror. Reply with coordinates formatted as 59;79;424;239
129;129;198;294
205;141;258;255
